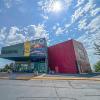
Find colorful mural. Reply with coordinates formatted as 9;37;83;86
24;41;30;56
30;38;47;56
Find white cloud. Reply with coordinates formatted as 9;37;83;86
90;7;100;16
53;23;60;31
43;15;48;20
4;0;23;9
38;0;53;13
72;1;96;23
86;15;100;33
55;27;64;35
4;0;12;8
38;0;72;14
76;0;85;7
53;23;70;35
25;24;49;40
0;24;49;47
33;24;49;39
83;1;96;12
78;19;87;30
64;0;72;10
5;26;25;45
72;7;84;23
0;27;7;42
65;24;70;28
53;25;57;30
41;14;49;20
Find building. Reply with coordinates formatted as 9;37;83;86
0;38;48;73
48;39;91;73
0;38;91;73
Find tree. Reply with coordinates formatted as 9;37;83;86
94;40;100;72
94;41;100;55
3;64;9;72
1;63;14;72
9;63;14;70
0;68;2;72
94;61;100;72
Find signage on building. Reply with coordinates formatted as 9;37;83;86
24;41;30;56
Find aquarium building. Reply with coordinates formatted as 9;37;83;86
0;38;91;73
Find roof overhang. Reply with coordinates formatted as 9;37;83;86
0;55;46;62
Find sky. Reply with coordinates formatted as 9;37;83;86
0;0;100;69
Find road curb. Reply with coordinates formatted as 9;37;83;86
0;76;100;81
0;77;9;79
16;76;32;80
31;77;100;81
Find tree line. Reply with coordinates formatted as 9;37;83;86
0;63;14;72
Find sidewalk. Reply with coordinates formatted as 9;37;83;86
31;76;100;81
0;73;100;81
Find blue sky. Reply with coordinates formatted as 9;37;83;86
0;0;100;69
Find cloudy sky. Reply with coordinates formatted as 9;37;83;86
0;0;100;69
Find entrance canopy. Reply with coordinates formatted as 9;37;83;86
0;56;46;62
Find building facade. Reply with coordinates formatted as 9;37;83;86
0;38;48;73
48;39;91;73
0;39;91;73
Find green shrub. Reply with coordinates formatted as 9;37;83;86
95;61;100;72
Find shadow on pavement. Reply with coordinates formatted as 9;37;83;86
46;73;100;78
0;72;100;80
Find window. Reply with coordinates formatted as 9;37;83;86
2;50;18;54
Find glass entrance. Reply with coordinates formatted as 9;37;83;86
13;62;34;72
13;61;47;73
34;62;47;73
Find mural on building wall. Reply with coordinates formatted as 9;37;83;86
30;38;47;56
73;40;91;73
1;38;47;58
24;41;30;56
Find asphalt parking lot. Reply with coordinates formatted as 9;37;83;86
0;79;100;100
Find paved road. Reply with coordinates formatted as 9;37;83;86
0;79;100;100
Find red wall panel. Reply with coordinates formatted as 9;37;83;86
48;40;78;74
